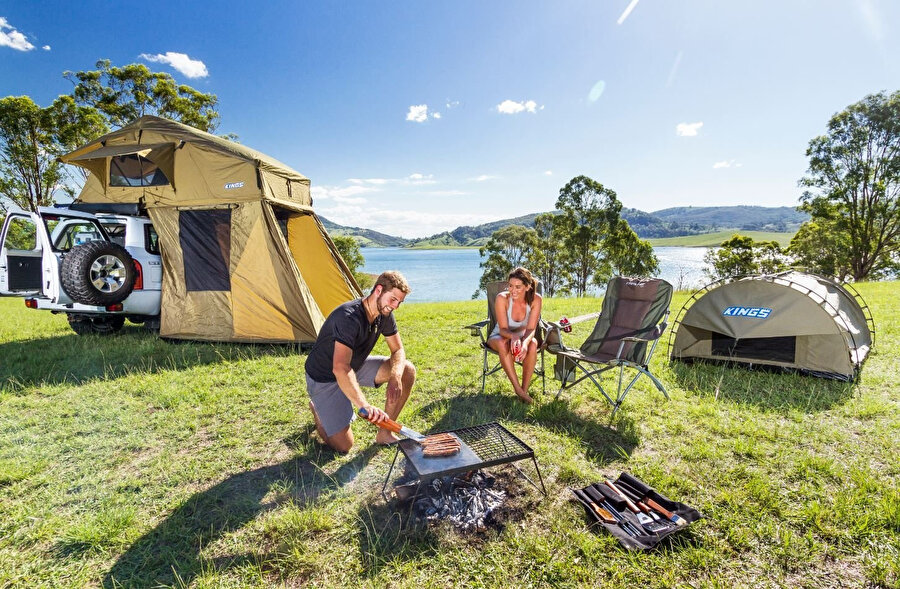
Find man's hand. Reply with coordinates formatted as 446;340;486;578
385;374;402;403
360;404;388;425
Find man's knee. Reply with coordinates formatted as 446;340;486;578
403;360;417;380
326;428;354;453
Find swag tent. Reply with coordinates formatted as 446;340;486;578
669;271;874;380
60;115;361;343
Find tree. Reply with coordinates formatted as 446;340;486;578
65;60;220;132
532;212;568;297
604;218;659;282
0;95;105;211
788;214;852;280
475;225;543;298
555;176;621;296
799;90;900;281
704;234;787;280
331;235;371;289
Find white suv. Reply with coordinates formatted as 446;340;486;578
0;204;162;334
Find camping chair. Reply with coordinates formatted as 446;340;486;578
545;276;673;416
464;280;546;394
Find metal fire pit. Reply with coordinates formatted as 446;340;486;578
381;422;546;501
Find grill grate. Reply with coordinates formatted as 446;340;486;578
452;422;534;465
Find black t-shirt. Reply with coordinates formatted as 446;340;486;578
304;298;398;382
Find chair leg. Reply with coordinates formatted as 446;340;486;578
481;348;489;394
540;348;546;395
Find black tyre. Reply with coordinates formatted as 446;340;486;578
67;314;126;335
61;241;136;305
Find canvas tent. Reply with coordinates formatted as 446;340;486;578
669;271;874;380
60;115;361;343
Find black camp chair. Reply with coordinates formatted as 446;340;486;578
545;276;673;416
465;280;546;395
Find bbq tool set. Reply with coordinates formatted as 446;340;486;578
571;472;702;550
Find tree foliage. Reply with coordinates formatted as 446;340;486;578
605;218;659;282
0;95;105;211
532;212;568;297
474;225;543;298
787;213;852;280
331;235;370;288
799;90;900;280
704;234;787;280
65;60;220;132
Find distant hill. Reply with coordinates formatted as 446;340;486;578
321;205;809;248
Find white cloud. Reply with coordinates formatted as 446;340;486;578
497;99;541;114
431;112;441;119
617;0;641;25
42;44;50;51
0;17;35;51
445;100;460;109
347;174;436;186
469;174;498;182
860;0;884;41
713;160;742;169
406;104;429;122
311;184;378;201
348;178;389;185
407;173;436;184
676;121;703;137
318;204;493;239
544;170;553;176
139;52;208;78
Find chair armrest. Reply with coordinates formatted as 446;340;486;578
463;320;490;338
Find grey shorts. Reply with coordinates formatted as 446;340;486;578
305;356;387;437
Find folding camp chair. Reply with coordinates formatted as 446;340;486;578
545;276;673;416
464;280;546;394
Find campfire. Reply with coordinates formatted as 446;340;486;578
411;471;506;532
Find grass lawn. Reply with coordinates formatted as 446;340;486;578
649;231;796;247
0;282;898;588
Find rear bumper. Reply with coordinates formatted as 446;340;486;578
29;289;161;316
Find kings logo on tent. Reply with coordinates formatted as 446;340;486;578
722;306;772;319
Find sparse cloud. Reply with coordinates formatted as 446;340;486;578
406;104;429;122
348;174;436;186
676;121;703;137
544;170;553;176
859;0;884;41
42;44;50;51
469;174;497;182
318;204;492;239
140;52;208;78
445;100;460;109
497;99;542;115
666;51;683;87
617;0;641;25
713;160;742;169
311;184;378;201
431;112;441;119
0;17;35;51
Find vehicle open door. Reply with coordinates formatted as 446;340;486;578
0;211;46;297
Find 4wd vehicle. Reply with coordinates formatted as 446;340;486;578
0;203;162;335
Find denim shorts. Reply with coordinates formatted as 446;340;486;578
305;356;387;437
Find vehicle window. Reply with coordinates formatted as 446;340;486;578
110;154;170;187
145;224;160;255
42;215;106;252
101;222;127;246
4;217;38;250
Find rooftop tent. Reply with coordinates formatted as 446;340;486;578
669;271;875;381
60;115;361;343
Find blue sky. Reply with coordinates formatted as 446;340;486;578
2;1;898;237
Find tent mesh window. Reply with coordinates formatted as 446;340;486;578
179;210;232;292
711;333;796;363
109;154;170;187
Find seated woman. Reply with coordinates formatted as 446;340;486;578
486;267;543;404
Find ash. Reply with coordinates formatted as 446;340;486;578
412;471;506;532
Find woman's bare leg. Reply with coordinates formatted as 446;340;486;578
521;340;538;393
487;337;532;403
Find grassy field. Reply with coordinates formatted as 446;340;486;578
648;231;796;247
0;282;898;588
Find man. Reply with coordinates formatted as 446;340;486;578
304;270;416;452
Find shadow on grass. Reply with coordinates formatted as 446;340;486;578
0;327;305;391
668;359;856;412
97;433;375;588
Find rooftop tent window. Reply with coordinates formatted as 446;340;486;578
179;210;231;292
109;153;170;187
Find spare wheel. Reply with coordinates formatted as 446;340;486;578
61;241;136;305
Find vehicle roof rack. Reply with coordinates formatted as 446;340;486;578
68;202;143;216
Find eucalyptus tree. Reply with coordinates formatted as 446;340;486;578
532;212;568;296
65;59;220;132
799;90;900;280
475;224;543;298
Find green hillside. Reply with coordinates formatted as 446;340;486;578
649;230;796;247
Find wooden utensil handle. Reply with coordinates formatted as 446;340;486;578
645;498;675;519
606;480;640;513
357;407;401;433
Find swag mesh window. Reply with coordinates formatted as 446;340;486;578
179;210;231;292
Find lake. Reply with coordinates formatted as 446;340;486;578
359;246;710;302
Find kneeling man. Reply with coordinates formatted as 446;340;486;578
304;270;416;452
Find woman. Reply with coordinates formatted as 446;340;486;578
487;267;542;404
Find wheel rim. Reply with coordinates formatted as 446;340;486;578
90;255;127;293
